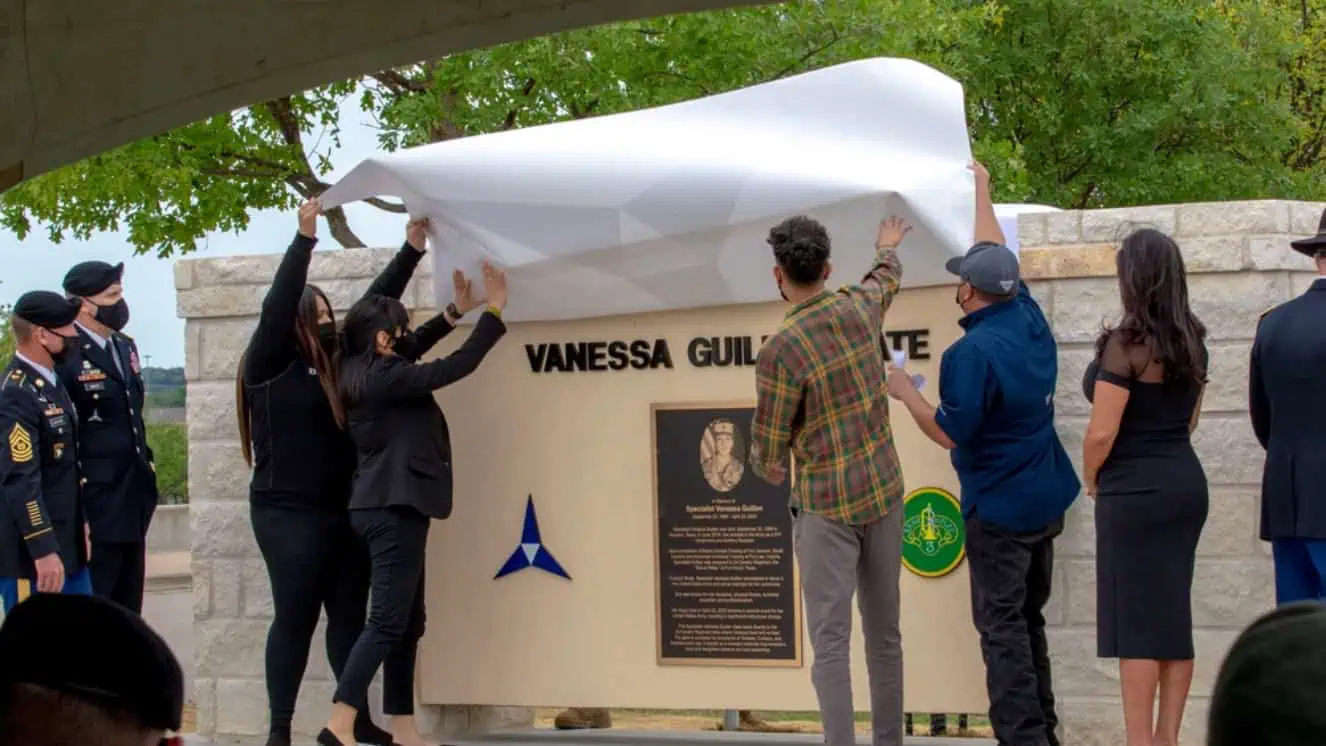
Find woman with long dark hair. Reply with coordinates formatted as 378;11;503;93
1082;228;1209;746
318;261;508;746
236;199;440;746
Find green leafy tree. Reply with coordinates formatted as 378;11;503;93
147;423;188;504
1;0;1321;255
0;304;13;363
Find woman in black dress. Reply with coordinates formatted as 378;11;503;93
1082;228;1209;746
235;199;434;746
318;262;508;746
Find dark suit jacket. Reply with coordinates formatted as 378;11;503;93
1250;277;1326;540
346;310;507;520
54;328;158;543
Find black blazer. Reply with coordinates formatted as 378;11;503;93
54;327;158;543
1250;277;1326;540
345;310;507;520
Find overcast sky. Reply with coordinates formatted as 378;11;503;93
0;96;405;368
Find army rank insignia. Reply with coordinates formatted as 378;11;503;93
8;423;33;464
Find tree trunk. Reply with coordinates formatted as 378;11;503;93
324;205;365;248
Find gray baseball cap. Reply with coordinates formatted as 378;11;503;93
944;241;1020;296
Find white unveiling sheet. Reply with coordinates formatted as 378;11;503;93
319;57;1052;322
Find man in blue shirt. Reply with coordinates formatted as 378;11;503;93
888;163;1078;746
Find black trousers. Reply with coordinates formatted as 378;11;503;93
335;507;430;716
252;504;372;729
89;540;146;614
966;515;1062;746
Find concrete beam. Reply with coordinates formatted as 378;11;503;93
0;0;774;190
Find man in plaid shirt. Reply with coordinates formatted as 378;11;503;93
750;211;911;746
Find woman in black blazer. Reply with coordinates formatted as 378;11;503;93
318;261;508;746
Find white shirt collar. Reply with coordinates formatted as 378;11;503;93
15;352;58;387
76;321;109;349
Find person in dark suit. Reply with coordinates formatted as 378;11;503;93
55;260;158;614
0;292;91;613
1249;209;1326;604
235;199;440;746
318;261;508;746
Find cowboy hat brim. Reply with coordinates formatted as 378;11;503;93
1290;234;1326;257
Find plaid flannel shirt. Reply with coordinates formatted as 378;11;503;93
749;244;904;525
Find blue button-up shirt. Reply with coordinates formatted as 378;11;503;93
935;282;1079;531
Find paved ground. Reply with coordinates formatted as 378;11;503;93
184;731;991;746
143;585;194;695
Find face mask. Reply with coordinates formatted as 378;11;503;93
317;322;337;352
94;298;130;332
43;332;73;365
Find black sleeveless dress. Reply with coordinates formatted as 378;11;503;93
1083;336;1209;660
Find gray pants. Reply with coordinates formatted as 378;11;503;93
794;508;904;746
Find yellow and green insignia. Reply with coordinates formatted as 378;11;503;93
901;487;966;578
7;369;22;383
8;423;34;464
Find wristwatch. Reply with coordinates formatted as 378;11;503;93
445;302;462;322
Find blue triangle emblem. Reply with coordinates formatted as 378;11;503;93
495;495;570;581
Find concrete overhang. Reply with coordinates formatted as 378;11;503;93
0;0;773;192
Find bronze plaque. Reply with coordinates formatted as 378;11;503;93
652;402;801;667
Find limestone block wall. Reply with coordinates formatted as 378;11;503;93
177;249;533;741
178;199;1323;744
1017;200;1323;746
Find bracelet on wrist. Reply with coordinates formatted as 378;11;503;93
445;302;462;322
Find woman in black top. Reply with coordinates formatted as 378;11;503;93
236;199;432;746
1082;228;1209;746
318;262;508;746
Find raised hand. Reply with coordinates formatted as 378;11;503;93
452;269;485;314
969;160;991;188
481;261;508;311
297;198;321;239
876;216;913;250
406;217;430;252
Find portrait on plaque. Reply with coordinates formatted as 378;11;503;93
652;403;802;667
700;418;745;493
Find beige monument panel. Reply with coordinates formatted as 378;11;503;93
415;286;988;714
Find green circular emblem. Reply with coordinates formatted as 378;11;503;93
901;487;966;578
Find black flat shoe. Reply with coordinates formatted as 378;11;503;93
316;728;350;746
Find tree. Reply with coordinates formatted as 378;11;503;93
1;0;1321;255
0;304;12;363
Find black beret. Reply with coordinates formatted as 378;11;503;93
11;291;82;330
0;594;184;731
1208;601;1326;746
62;260;124;297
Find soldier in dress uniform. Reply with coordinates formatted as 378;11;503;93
0;291;92;613
57;261;159;614
1249;207;1326;604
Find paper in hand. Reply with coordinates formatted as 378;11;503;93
891;348;926;392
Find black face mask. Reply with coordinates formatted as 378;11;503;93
317;322;337;353
44;333;74;365
94;298;130;332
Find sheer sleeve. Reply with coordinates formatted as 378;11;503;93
1095;332;1138;389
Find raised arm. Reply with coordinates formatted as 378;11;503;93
971;161;1005;246
364;311;506;401
849;217;907;326
243;200;321;384
393;311;455;363
749;344;802;485
392;267;489;362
